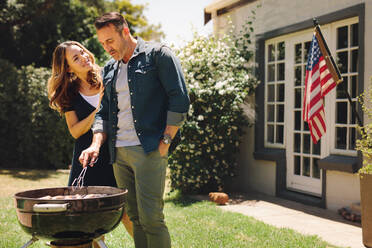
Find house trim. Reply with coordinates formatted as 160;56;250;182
318;154;362;173
255;3;365;208
204;0;258;24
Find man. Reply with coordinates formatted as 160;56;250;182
79;12;189;248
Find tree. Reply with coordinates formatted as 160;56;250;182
106;0;165;41
0;0;97;67
0;0;164;67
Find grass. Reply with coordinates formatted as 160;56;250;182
0;169;339;248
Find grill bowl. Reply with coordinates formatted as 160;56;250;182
14;186;126;241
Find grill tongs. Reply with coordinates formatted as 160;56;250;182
71;167;87;189
71;158;98;189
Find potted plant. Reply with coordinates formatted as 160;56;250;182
357;77;372;248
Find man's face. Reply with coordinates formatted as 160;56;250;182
96;24;126;61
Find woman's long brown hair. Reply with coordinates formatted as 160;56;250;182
47;41;102;114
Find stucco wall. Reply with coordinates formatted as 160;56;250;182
234;125;277;196
364;1;372;121
326;170;360;211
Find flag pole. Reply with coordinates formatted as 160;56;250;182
312;18;363;127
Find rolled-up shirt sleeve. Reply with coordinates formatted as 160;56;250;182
157;46;190;127
167;111;187;127
91;118;107;134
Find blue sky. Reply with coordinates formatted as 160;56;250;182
131;0;214;47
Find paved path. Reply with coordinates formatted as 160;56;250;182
215;192;363;248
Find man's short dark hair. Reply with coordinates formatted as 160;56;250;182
94;12;129;33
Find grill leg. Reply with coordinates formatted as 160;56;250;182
95;239;108;248
21;236;38;248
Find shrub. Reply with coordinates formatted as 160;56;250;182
169;20;258;193
0;59;73;169
357;77;372;174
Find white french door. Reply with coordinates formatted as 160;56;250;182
285;30;328;196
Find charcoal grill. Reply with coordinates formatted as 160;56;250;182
14;186;127;248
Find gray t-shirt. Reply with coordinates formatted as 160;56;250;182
115;61;141;147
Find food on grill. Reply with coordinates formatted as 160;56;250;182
39;193;107;200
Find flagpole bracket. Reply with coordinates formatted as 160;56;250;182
312;18;319;27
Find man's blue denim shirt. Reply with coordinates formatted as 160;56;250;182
92;38;190;164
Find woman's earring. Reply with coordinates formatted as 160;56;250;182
69;72;77;82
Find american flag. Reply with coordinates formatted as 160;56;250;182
303;28;342;144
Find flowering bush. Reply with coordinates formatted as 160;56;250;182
169;20;258;193
357;77;372;174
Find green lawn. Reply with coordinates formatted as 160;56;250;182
0;169;339;248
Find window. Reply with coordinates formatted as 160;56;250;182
334;22;359;152
265;41;285;147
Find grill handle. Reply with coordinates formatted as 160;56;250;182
33;203;69;213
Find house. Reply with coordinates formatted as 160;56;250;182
204;0;371;211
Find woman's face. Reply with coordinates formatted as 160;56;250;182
65;45;93;76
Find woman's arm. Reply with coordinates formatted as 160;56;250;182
65;108;98;139
66;86;104;139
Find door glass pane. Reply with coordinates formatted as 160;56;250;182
350;102;356;124
337;102;347;124
278;42;285;60
294;156;301;175
351;50;358;72
277;105;284;122
337;26;348;49
268;44;275;62
303;134;310;154
277;84;285;102
304;41;311;62
295;43;302;63
336;127;347;149
295;88;302;108
267;125;274;143
313;158;320;179
313;141;321;155
295;66;302;86
268;85;275;101
277;63;285;81
276;125;283;143
337;51;348;73
268;64;275;81
351;76;357;98
337;77;348;99
303;157;310;177
351;23;358;47
349;127;356;150
267;104;274;122
304;121;309;131
295;111;301;130
303;65;307;83
294;133;301;153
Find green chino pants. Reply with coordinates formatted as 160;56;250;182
113;146;170;248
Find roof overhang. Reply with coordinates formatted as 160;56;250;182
204;0;257;25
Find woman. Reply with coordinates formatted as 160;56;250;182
47;41;133;242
